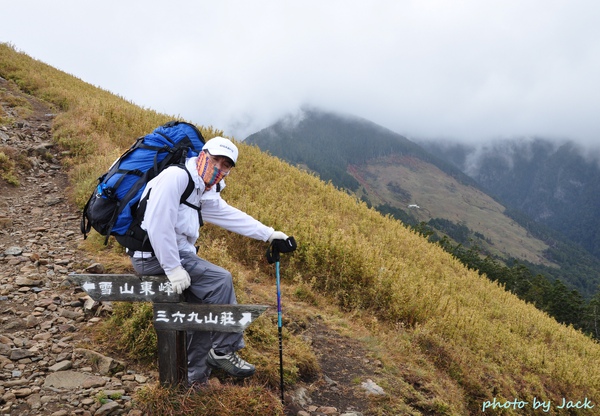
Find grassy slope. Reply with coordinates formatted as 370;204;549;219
350;154;553;266
3;43;600;415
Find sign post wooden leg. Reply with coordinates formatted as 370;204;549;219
176;329;187;385
156;328;188;387
155;305;188;387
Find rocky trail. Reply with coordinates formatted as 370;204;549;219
0;80;155;415
0;79;386;416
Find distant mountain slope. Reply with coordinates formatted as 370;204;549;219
246;109;600;297
245;109;549;262
246;108;479;192
348;153;550;264
419;138;600;260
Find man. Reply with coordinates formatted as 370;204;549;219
128;136;289;386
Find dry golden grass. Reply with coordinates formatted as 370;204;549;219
3;42;600;415
135;382;285;416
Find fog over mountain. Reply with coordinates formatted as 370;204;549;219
416;136;600;175
417;136;600;260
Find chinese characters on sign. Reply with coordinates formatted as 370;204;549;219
82;280;176;297
69;273;267;332
71;274;181;302
155;310;253;325
152;303;263;332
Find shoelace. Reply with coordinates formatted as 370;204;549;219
226;352;248;368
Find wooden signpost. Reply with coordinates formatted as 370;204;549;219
68;273;268;387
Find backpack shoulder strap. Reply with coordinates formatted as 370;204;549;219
177;165;204;227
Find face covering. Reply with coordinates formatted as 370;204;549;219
196;151;228;190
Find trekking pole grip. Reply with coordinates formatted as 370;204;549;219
266;236;296;264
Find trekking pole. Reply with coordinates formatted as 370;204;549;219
275;257;284;404
266;236;297;406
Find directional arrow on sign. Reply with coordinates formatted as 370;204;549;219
239;312;252;326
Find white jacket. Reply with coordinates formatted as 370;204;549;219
138;157;274;273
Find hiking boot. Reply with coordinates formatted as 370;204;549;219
206;349;256;378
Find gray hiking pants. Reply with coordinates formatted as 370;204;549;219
130;250;245;384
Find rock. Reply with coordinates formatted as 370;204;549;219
4;379;28;388
103;389;126;398
45;197;62;206
84;263;105;274
26;314;39;328
360;378;385;396
94;400;121;416
133;374;148;383
9;348;34;361
13;387;32;398
34;297;56;308
0;343;10;356
2;391;16;402
26;393;42;410
0;216;12;229
316;406;339;414
0;355;11;368
44;371;104;390
290;386;312;407
59;308;82;319
3;247;22;256
323;374;338;386
4;318;26;330
15;276;42;286
57;323;76;332
81;376;107;389
32;332;53;341
49;360;72;372
74;348;126;375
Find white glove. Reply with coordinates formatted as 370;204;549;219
166;266;191;294
268;231;288;243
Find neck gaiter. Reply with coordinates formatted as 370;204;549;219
196;151;227;190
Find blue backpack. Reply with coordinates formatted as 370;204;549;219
80;120;205;251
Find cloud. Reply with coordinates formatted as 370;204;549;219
2;1;600;145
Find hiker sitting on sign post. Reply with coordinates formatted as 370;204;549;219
127;136;290;386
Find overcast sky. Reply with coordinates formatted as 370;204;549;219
2;1;600;146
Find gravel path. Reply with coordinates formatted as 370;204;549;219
0;80;153;416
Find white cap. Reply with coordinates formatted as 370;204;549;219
202;137;238;166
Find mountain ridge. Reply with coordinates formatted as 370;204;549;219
246;108;600;299
247;107;482;192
